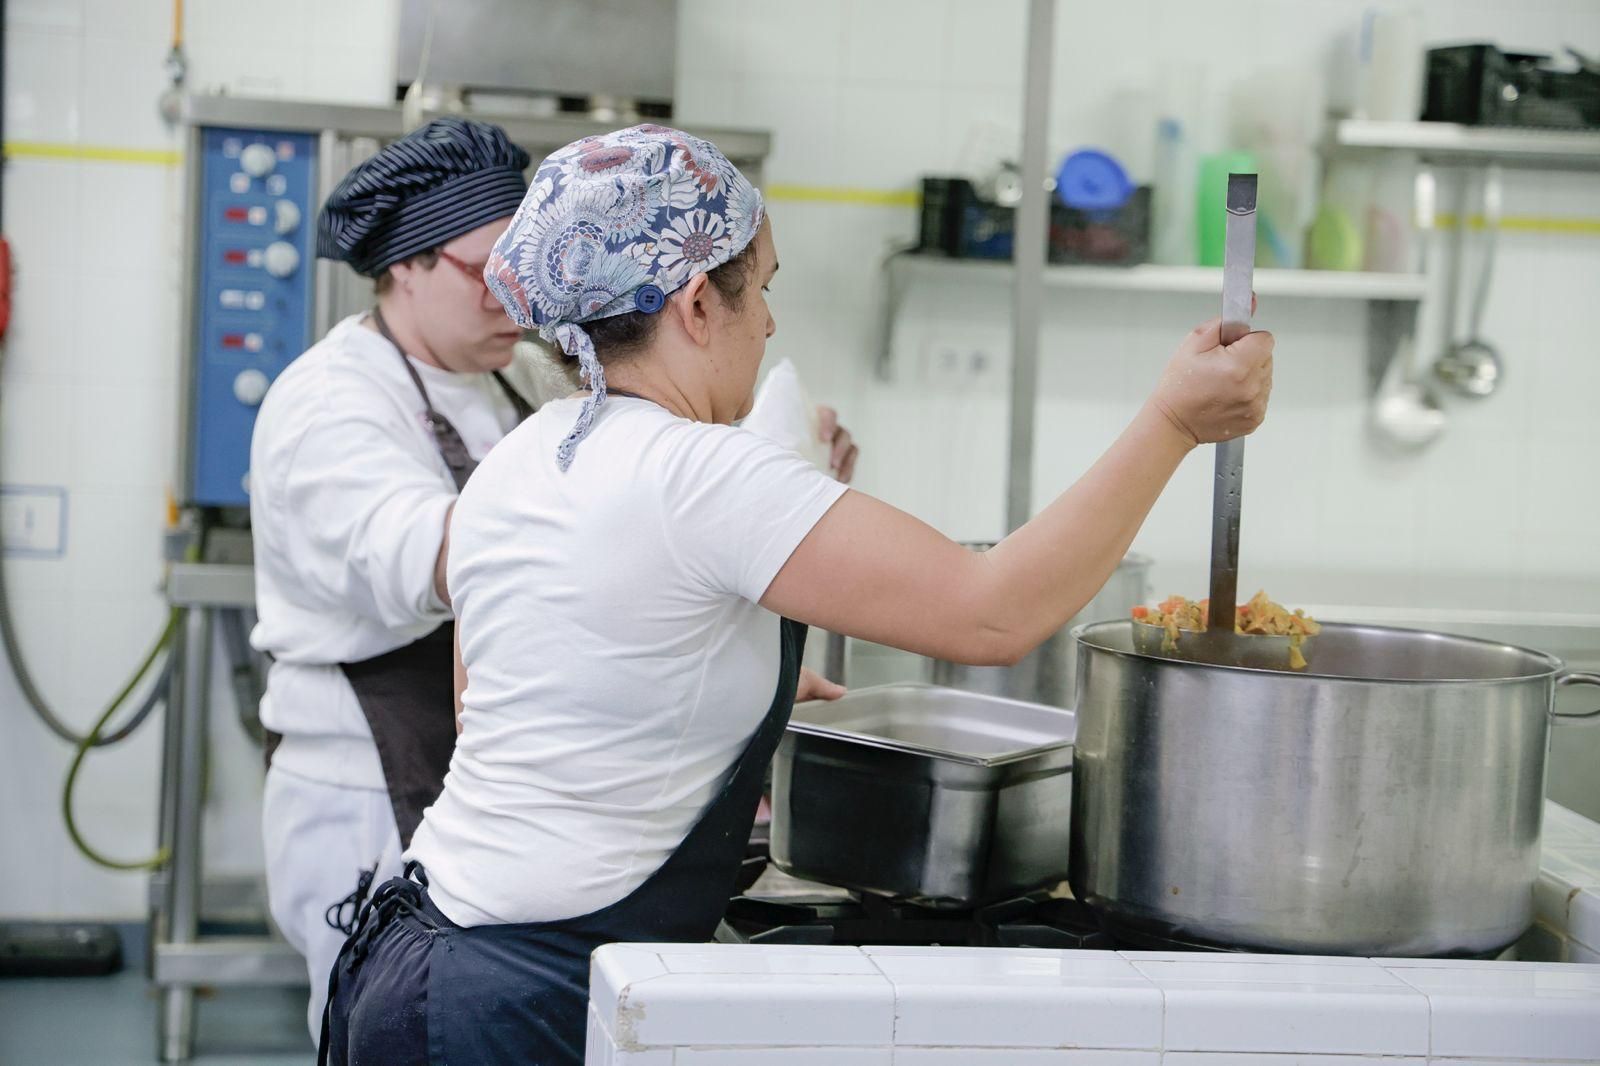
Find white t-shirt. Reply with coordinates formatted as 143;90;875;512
249;314;523;787
408;395;848;926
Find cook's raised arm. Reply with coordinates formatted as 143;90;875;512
762;317;1274;665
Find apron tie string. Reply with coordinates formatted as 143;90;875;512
347;862;436;966
324;865;378;936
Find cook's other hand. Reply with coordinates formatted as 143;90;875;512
817;406;858;483
795;667;846;703
1149;312;1274;447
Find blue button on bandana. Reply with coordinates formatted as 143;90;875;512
485;124;766;471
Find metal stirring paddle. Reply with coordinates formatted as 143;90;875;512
1206;173;1257;641
1132;173;1310;669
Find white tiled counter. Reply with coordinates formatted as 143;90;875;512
587;803;1600;1065
1535;802;1600;966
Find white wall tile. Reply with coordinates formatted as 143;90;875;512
677;1049;892;1065
3;266;79;386
61;489;167;599
79;0;162;41
893;1052;1157;1066
1428;1060;1585;1066
940;85;1022;176
657;944;882;975
2;159;83;274
4;27;84;141
1387;962;1600;1061
8;0;86;32
675;0;745;62
730;0;846;83
1154;981;1429;1056
624;971;896;1049
841;1;946;86
65;385;176;494
867;948;1163;1051
0;379;77;487
80;32;175;147
1127;956;1408;987
301;45;396;106
832;83;949;191
1568;887;1600;954
734;79;843;188
940;2;1026;90
1158;1049;1420;1056
1544;853;1600;893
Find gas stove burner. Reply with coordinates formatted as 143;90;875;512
717;890;1115;950
728;837;1228;952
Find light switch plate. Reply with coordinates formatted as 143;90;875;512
1;485;68;557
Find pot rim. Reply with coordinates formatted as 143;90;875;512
1071;618;1568;685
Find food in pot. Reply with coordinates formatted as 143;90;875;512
1131;591;1321;669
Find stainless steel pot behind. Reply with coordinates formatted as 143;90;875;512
1069;619;1600;958
929;550;1151;707
771;684;1075;907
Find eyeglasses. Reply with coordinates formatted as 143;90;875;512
434;249;490;291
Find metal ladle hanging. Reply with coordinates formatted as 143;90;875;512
1432;165;1504;398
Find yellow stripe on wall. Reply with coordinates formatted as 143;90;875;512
4;140;182;166
765;183;921;207
3;142;1596;239
1436;212;1600;237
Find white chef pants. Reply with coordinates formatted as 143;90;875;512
262;764;403;1042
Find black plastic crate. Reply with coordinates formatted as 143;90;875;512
1424;44;1600;129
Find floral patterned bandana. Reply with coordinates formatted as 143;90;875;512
485;124;766;471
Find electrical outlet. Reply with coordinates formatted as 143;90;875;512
1;486;68;557
924;342;966;389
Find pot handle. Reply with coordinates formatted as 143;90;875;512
1554;672;1600;721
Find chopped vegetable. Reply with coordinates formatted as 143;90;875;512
1133;591;1321;669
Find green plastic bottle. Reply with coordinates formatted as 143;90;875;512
1197;151;1258;266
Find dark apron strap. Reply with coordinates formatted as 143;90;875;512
369;306;536;490
338;623;458;849
579;618;809;938
492;369;535;423
371;306;477;491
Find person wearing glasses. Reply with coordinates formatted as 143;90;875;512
247;118;546;1036
249;118;856;1039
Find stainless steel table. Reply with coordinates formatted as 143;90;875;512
152;563;303;1062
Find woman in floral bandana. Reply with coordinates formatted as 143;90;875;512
319;126;1275;1066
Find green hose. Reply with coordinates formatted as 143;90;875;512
61;609;181;871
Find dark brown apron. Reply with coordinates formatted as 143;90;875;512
267;308;533;853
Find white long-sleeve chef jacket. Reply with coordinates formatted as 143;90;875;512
248;314;569;787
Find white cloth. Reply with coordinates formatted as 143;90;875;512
261;765;402;1041
739;358;830;471
248;313;520;786
408;396;848;927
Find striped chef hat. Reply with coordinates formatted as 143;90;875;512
484;124;765;471
317;117;531;277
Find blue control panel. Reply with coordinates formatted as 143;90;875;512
188;127;317;507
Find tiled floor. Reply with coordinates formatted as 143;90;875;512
0;928;314;1066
